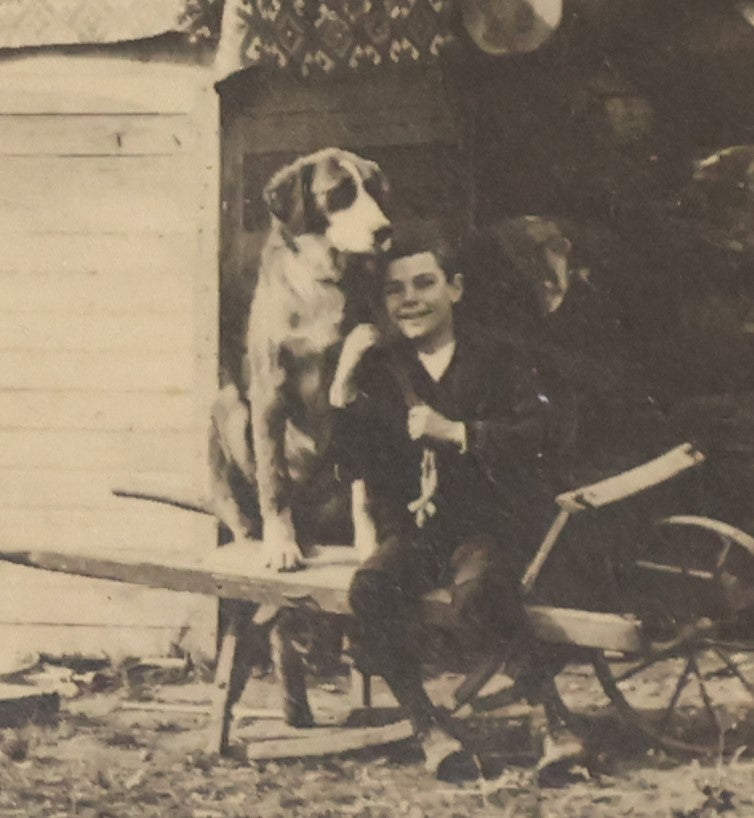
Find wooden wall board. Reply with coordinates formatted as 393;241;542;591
0;313;195;354
0;429;199;472
0;390;196;432
0;53;220;659
0;114;196;157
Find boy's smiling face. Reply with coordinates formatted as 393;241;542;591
383;251;463;348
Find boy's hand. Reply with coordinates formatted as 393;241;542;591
407;405;466;450
329;324;380;407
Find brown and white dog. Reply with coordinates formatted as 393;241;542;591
212;148;391;571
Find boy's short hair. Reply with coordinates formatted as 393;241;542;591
382;222;461;282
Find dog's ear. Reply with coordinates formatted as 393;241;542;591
263;163;308;230
350;156;390;212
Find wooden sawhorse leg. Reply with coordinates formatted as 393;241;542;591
206;599;258;755
351;668;372;709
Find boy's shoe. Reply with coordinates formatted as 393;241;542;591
536;726;587;786
417;713;481;781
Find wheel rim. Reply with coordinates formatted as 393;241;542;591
594;516;754;755
594;637;754;755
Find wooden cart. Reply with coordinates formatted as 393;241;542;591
2;442;753;758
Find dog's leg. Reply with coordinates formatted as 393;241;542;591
248;345;304;571
209;386;260;544
270;608;314;728
351;479;378;561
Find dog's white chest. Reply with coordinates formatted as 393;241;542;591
284;283;346;355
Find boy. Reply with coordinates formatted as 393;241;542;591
330;230;564;773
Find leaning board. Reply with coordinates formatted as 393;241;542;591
0;543;358;614
0;543;642;653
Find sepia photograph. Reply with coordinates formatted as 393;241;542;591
0;0;753;815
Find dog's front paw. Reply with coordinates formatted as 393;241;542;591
264;538;305;572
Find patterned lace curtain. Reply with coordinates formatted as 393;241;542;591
214;0;455;79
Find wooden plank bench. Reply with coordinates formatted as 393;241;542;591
0;540;644;758
0;444;707;758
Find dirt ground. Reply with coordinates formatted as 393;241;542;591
0;659;753;818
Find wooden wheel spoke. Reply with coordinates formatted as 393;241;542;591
657;655;694;736
689;653;724;737
601;517;754;756
613;656;663;685
715;537;733;576
702;638;754;653
711;646;754;697
615;620;715;684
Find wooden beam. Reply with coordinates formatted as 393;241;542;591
0;544;358;613
206;602;242;754
245;720;414;761
0;545;647;652
526;605;642;653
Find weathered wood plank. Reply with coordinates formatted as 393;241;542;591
0;272;192;314
0;543;647;653
0;469;189;509
0;233;198;275
556;443;705;512
0;543;359;611
0;564;211;626
0;55;219;654
0;429;198;471
245;720;415;760
0;156;197;235
0;390;195;431
0;57;203;114
0;114;194;156
0;618;215;664
0;312;194;353
238;107;458;154
119;702;284;720
526;606;642;653
0;508;215;552
0;350;194;392
191;84;221;494
226;68;455;118
207;603;242;754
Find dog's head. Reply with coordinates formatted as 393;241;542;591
263;148;392;255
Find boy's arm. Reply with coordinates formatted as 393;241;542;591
464;359;561;479
329;341;405;479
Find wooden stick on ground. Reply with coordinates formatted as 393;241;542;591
245;720;414;761
119;701;284;720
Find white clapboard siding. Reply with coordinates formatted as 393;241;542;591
0;567;214;662
0;350;195;392
0;429;199;472
0;313;195;353
0;271;193;314
0;114;196;156
0;508;213;552
0;233;198;275
0;157;196;235
0;390;196;430
0;53;219;658
0;56;199;114
0;469;193;509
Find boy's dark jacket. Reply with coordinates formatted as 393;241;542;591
332;322;573;555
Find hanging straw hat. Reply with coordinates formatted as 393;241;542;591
460;0;562;55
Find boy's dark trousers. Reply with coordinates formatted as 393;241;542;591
347;526;529;733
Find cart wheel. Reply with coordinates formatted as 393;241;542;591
593;516;754;756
